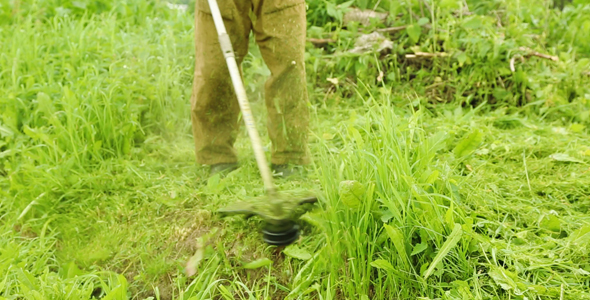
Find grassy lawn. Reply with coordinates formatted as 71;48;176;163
1;0;590;299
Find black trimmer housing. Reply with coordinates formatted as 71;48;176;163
218;195;317;246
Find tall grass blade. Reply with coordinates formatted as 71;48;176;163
423;223;462;279
384;223;410;269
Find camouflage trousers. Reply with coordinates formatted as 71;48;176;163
191;0;310;166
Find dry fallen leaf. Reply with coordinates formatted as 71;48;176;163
343;8;389;27
348;32;393;55
327;77;339;85
185;243;204;276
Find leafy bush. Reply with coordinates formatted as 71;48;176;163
305;0;590;122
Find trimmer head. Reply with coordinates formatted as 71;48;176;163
217;194;317;246
263;221;300;246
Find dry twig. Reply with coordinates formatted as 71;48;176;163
307;38;336;47
510;47;558;72
406;52;449;59
376;21;434;34
519;47;559;61
376;25;408;34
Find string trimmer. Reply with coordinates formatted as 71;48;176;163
206;0;317;246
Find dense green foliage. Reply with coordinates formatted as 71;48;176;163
1;0;589;299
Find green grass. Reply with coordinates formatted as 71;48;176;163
1;0;590;299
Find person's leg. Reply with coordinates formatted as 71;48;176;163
252;0;310;167
191;0;252;166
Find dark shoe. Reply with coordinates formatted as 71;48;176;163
209;163;238;176
271;164;303;178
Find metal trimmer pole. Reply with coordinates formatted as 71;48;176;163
206;0;283;215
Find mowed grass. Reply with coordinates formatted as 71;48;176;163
1;0;590;299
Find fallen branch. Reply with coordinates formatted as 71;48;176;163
376;22;433;34
519;47;559;61
406;52;449;59
510;47;558;72
377;25;408;34
307;38;336;47
453;10;474;17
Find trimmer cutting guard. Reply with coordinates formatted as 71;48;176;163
218;195;318;246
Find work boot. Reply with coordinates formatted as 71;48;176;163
210;163;239;177
271;164;303;178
